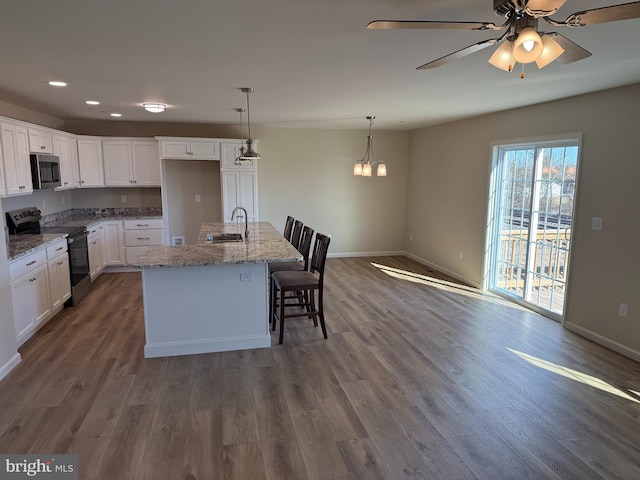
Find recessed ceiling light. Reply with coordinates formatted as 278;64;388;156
110;113;122;117
48;81;67;87
86;100;100;105
143;103;166;113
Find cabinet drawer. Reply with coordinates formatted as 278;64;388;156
124;229;163;247
124;219;163;230
125;246;154;265
9;249;47;281
46;239;68;260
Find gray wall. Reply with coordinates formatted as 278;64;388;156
406;82;640;360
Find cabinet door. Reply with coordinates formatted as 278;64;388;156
103;140;133;186
53;135;74;189
77;137;105;187
28;128;54;153
221;141;255;168
88;229;105;280
30;266;52;326
239;171;258;222
69;137;81;188
11;276;33;342
190;141;220;160
160;141;190;159
0;138;6;196
1;123;33;195
49;254;71;311
132;141;161;186
103;221;125;266
221;171;240;222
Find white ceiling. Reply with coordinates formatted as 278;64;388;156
1;0;639;130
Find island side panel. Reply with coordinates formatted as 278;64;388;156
141;262;270;357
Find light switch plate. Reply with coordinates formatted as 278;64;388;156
591;217;603;231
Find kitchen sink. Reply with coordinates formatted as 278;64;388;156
206;233;243;243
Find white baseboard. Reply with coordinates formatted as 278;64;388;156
403;252;480;288
0;353;21;382
564;322;640;363
144;334;271;358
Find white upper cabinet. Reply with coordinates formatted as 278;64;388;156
1;122;33;196
0;137;6;196
221;170;258;223
103;138;160;186
28;127;54;154
220;141;257;169
157;137;220;160
52;134;74;189
77;136;104;187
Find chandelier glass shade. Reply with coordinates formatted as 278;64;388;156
353;116;387;177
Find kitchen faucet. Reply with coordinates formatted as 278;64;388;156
231;206;249;239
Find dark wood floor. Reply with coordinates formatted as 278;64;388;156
1;256;639;479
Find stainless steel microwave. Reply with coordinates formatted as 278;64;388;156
30;153;61;189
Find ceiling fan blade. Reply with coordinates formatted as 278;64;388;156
367;20;504;31
546;32;592;63
547;1;640;26
525;0;567;18
417;38;500;70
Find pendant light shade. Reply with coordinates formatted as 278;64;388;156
239;88;261;161
353;116;387;177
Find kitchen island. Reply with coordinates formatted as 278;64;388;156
134;222;301;358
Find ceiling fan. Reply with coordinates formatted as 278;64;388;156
368;0;640;77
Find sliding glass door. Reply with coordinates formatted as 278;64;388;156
486;138;579;319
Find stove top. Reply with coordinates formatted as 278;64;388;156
40;225;87;237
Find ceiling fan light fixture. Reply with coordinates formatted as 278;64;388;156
525;0;567;18
513;27;544;64
536;34;565;68
488;40;515;72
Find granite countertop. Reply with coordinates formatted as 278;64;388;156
134;222;302;268
7;234;68;262
5;208;163;262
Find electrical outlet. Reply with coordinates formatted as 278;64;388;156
195;194;201;203
619;303;628;318
61;196;65;205
171;236;184;246
240;273;254;282
121;195;127;203
409;233;413;241
459;250;464;260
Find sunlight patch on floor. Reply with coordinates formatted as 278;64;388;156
371;262;529;310
507;348;640;404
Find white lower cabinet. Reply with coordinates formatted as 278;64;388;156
103;220;125;266
88;224;106;280
123;218;163;264
9;249;52;345
47;239;71;313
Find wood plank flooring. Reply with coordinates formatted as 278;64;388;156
1;256;639;479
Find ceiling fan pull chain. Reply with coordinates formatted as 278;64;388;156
520;63;526;79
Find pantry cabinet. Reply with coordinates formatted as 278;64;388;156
221;171;258;222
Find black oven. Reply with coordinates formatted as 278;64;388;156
6;207;92;306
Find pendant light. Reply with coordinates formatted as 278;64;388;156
353;116;387;177
239;88;261;160
234;107;246;164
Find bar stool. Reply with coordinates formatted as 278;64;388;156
289;220;303;249
283;216;295;242
271;233;331;344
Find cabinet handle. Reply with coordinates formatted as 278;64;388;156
64;182;69;185
92;241;97;245
56;246;64;251
26;260;37;266
57;261;64;266
137;237;150;240
29;277;36;282
80;180;84;184
136;224;149;227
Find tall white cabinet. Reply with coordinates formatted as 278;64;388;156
220;141;258;222
1;122;33;196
